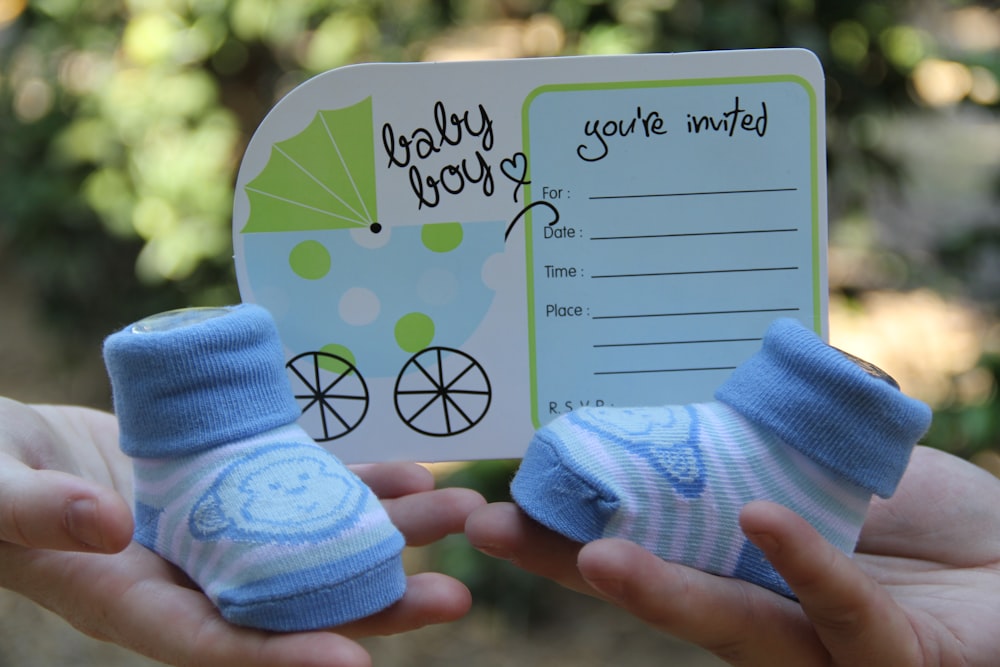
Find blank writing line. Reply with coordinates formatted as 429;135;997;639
592;266;798;279
595;366;737;376
591;228;797;241
594;337;761;349
590;187;797;201
593;307;800;320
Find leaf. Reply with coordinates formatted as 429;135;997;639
242;96;378;233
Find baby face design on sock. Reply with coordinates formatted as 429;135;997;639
239;456;355;526
569;406;706;499
190;443;366;544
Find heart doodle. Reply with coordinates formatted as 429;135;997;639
500;151;529;202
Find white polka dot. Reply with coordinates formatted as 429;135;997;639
351;224;390;249
339;287;380;325
481;251;509;291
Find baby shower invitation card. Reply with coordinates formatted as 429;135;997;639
232;48;828;463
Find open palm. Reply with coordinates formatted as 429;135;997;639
466;445;1000;666
0;398;484;667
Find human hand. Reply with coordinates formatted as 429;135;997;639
0;398;484;667
466;445;1000;666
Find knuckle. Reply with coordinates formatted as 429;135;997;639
0;490;32;546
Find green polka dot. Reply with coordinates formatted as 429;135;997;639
289;240;330;280
421;222;463;253
318;344;356;374
395;312;435;353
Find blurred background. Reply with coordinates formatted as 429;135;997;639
1;0;998;665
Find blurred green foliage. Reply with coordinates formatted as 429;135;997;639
2;0;997;332
1;0;998;614
928;351;1000;459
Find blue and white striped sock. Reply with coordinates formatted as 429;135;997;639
103;304;406;631
511;318;932;597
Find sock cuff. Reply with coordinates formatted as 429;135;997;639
715;318;932;498
103;304;301;458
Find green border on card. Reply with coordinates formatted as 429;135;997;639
520;74;823;428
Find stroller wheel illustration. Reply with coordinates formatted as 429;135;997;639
394;347;491;437
286;351;369;442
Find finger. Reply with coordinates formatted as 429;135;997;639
184;611;374;667
741;500;923;666
861;447;1000;566
211;629;373;667
464;502;591;594
337;572;472;639
350;462;436;499
383;487;485;546
0;454;132;552
98;545;374;667
576;538;826;665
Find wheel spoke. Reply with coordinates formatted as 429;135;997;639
442;392;472;428
402;393;442;427
289;361;318;393
321;365;360;396
443;360;477;390
295;395;320;412
435;348;446;395
411;358;443;390
320;397;352;432
325;392;368;401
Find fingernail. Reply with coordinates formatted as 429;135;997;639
584;576;624;602
474;543;513;561
746;529;779;557
66;498;104;550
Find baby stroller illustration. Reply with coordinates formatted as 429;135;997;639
238;97;501;442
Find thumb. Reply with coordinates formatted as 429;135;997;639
740;500;922;666
0;455;133;552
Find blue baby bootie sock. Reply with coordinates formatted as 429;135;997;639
511;318;932;598
103;304;406;631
